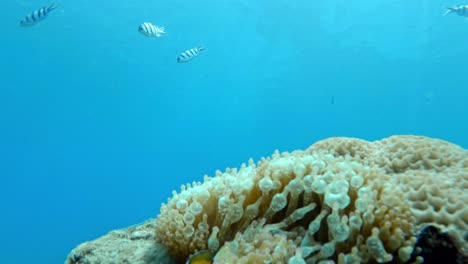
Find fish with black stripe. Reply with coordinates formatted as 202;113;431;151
444;5;468;18
177;46;205;63
20;4;58;27
138;22;166;38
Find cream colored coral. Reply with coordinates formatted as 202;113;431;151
154;136;467;263
213;218;298;263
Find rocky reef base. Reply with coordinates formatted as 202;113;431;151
65;219;177;264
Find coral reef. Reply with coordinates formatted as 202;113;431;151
64;135;467;264
154;136;467;263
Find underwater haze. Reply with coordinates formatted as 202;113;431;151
1;0;467;263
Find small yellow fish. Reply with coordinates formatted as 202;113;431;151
185;250;213;264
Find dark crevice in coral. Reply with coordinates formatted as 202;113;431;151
407;225;467;264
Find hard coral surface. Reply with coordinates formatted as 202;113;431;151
155;136;467;264
65;219;177;264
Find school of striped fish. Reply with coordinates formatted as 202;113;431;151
19;3;468;66
20;3;205;64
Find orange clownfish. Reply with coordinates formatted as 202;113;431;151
185;250;214;264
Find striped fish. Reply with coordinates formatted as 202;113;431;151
138;22;166;38
177;46;205;63
444;5;468;18
20;4;58;27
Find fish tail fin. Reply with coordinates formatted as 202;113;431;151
48;3;59;11
198;45;206;51
444;8;454;15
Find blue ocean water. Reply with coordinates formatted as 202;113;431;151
1;0;466;263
